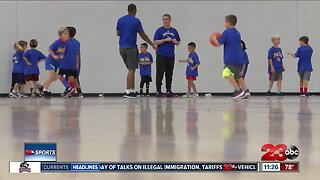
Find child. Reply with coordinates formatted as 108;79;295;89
23;39;46;97
9;41;28;98
267;34;285;97
212;14;250;99
58;26;80;98
240;40;249;79
139;43;153;97
41;27;69;98
67;26;83;98
288;36;313;97
179;42;200;98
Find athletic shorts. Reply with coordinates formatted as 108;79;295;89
58;69;78;77
186;75;197;81
12;73;25;85
141;75;152;83
298;71;311;81
119;48;139;70
25;74;39;81
222;64;241;80
45;61;59;72
269;72;283;81
240;64;249;79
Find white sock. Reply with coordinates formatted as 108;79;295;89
125;89;130;94
44;88;48;92
130;89;135;93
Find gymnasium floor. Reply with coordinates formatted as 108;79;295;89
1;96;319;180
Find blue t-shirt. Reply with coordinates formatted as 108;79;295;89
295;45;313;72
153;27;181;58
186;52;200;77
60;39;80;70
116;15;144;48
218;28;243;65
268;46;284;73
23;49;46;75
242;50;249;64
139;52;153;76
12;51;25;73
46;39;67;66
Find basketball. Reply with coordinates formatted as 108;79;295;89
209;32;221;47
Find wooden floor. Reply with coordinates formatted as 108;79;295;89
1;97;319;180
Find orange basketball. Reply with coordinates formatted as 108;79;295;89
209;32;221;47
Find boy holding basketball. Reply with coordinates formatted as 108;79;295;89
179;42;200;98
139;43;153;96
266;34;285;97
23;39;46;97
41;27;69;98
288;36;313;97
212;14;250;99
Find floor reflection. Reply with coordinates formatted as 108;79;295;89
268;98;284;144
186;99;199;160
298;98;312;165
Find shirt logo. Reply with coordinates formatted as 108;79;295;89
163;30;175;37
57;47;66;59
273;52;283;61
140;57;151;62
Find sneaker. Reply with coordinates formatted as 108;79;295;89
300;93;305;97
18;93;28;98
232;90;244;99
266;91;272;97
123;92;137;99
41;91;51;99
9;92;19;98
276;92;285;96
182;93;191;98
140;92;144;97
304;93;311;97
145;92;150;97
155;92;163;98
38;85;44;93
63;87;75;98
241;89;251;99
166;91;175;98
77;93;84;98
192;93;199;97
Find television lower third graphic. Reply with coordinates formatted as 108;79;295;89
24;143;57;162
9;162;41;173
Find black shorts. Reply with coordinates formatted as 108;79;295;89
119;48;139;70
141;75;152;83
58;69;78;77
12;73;26;85
25;74;39;81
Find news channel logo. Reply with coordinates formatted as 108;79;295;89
261;144;299;161
24;143;57;162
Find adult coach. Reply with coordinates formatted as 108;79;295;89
154;14;181;97
116;4;156;98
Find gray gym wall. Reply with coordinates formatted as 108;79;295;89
0;1;319;93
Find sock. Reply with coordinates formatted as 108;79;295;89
76;88;82;94
61;78;71;89
43;88;48;92
300;87;303;94
303;87;308;93
70;82;76;89
130;89;135;93
125;89;130;94
12;90;16;93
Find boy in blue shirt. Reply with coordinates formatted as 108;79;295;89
58;26;80;98
240;40;249;79
139;43;153;96
212;14;250;99
266;34;285;97
179;42;200;98
23;39;46;97
288;36;313;97
41;27;69;98
9;41;28;98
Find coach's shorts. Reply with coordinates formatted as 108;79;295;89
58;69;78;77
186;75;197;81
269;72;283;81
25;74;39;81
298;71;311;81
119;48;139;70
141;75;152;83
12;73;25;84
45;62;59;72
223;64;241;80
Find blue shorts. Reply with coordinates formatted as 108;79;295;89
45;61;59;72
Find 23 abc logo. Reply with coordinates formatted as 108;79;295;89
261;144;299;161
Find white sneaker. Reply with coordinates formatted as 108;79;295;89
182;94;191;98
192;93;199;97
9;92;19;98
18;93;28;98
